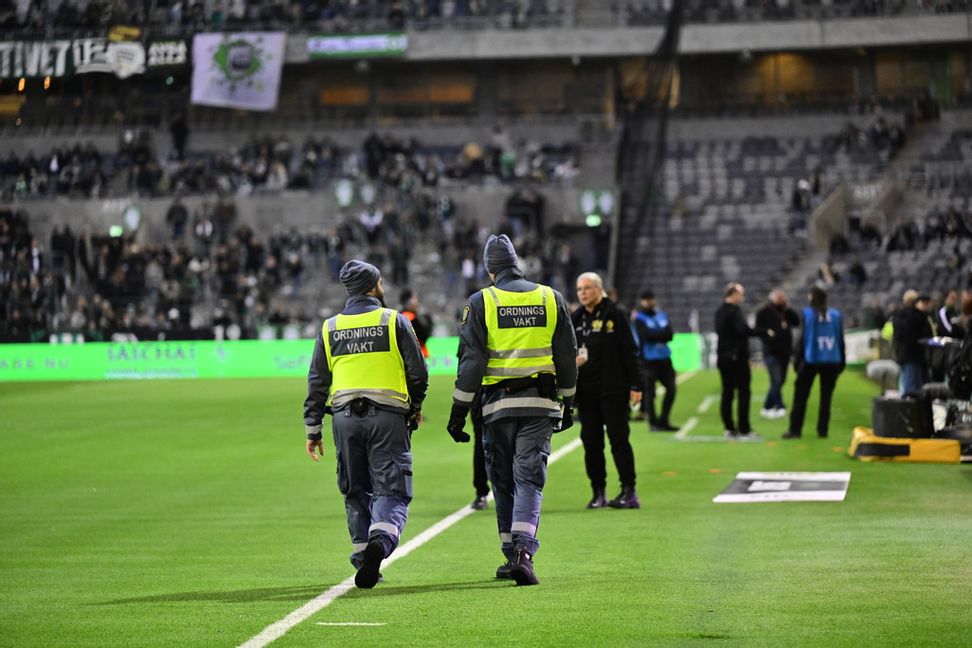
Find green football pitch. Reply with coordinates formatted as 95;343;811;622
2;369;970;647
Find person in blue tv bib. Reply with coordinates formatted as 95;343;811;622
782;287;845;440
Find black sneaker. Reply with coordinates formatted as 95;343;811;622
471;495;489;510
586;489;608;509
608;486;641;509
354;540;384;589
651;422;680;432
495;561;513;579
509;549;540;586
781;431;801;440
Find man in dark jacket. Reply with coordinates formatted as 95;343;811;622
755;289;799;419
892;289;934;394
715;283;767;440
573;272;643;509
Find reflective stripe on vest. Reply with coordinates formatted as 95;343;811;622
481;285;557;386
323;308;409;410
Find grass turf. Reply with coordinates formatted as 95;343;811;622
1;369;970;647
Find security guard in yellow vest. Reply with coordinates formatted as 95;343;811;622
304;260;428;589
448;234;577;586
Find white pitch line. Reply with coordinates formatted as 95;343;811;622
697;395;717;414
676;370;698;385
674;417;698;440
316;622;386;627
239;436;584;648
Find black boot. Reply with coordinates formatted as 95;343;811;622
509;548;540;586
586;488;608;509
495;561;513;579
471;494;489;510
354;540;384;589
608;486;641;509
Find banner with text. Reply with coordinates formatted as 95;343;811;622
191;32;286;111
0;334;705;382
0;38;187;79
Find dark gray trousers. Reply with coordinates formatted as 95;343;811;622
332;405;412;568
482;415;553;558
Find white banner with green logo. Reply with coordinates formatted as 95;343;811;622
191;32;286;112
307;33;407;59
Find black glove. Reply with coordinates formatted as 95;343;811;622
447;404;470;443
556;408;573;433
407;407;421;431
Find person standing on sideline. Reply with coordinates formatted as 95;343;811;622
573;272;643;509
783;287;845;439
892;289;933;394
937;290;961;338
400;288;433;358
632;290;679;431
447;234;577;586
715;283;768;440
755;289;799;419
303;260;428;589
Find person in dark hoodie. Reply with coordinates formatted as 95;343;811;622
892;289;934;394
755;289;800;420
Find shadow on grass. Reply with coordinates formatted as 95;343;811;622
94;584;334;605
94;579;506;606
344;579;508;599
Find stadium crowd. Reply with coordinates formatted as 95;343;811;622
0;0;568;34
0;173;581;342
0;128;577;201
2;0;965;35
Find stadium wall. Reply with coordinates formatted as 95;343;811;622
357;15;972;61
0;330;883;382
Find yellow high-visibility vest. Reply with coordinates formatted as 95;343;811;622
881;320;894;341
323;308;409;411
481;285;557;386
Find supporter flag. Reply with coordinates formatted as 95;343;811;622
191;32;286;112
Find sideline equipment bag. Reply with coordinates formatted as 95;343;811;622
871;396;933;438
849;427;960;464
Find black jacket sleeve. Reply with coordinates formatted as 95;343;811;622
303;332;332;438
453;292;489;407
735;308;760;338
755;307;772;333
634;316;673;344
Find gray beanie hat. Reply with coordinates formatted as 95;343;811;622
339;259;381;296
483;234;518;274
